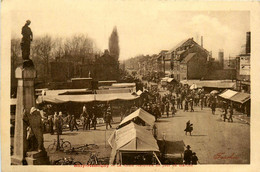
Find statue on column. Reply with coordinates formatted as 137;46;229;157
21;20;34;67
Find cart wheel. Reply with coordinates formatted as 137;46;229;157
55;159;65;165
48;143;57;153
62;141;71;152
73;161;82;165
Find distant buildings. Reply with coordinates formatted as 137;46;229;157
161;38;209;81
50;49;119;83
235;32;251;93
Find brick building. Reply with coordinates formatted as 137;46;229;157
164;38;209;81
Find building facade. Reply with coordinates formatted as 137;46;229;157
164;38;209;81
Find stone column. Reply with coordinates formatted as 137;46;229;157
11;65;36;165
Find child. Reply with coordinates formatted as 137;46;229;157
191;152;199;165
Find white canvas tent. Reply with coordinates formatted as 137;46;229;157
118;108;155;128
219;89;238;99
109;122;160;164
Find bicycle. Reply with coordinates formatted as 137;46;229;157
66;144;99;155
48;138;71;153
53;157;82;165
86;152;107;165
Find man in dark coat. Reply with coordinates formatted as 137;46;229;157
21;20;33;60
190;99;194;112
184;145;192;164
48;115;54;135
165;102;169;118
105;107;112;129
70;115;78;131
228;105;234;122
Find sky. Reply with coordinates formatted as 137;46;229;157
6;0;250;61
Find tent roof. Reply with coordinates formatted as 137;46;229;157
219;89;238;99
96;89;131;94
180;80;235;88
119;108;155;127
114;122;159;152
112;83;136;88
36;93;139;104
229;92;250;104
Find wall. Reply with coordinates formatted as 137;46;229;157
187;54;207;79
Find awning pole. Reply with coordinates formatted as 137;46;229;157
153;152;162;165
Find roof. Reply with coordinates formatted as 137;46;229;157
43;89;88;96
229;92;250;104
111;122;159;152
71;78;92;81
219;89;238;99
167;38;191;54
96;89;131;94
180;80;236;88
36;93;139;104
112;83;136;88
119;108;155;127
181;53;196;64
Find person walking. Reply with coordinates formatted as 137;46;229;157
184;98;189;112
176;95;181;109
165;101;170;118
190;99;194;112
92;113;97;130
171;104;176;117
70;115;79;131
81;114;87;130
200;97;204;110
228;105;234;122
160;102;165;117
57;112;63;135
211;101;216;115
184;120;193;136
223;101;228;122
105;107;112;129
184;145;193;164
48;115;54;135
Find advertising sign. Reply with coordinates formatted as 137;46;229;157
240;56;250;75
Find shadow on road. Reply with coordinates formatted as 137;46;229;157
156;119;170;123
191;134;207;137
61;132;79;136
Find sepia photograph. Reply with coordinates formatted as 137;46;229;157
1;0;260;171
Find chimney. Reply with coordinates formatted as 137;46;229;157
246;32;250;54
218;49;224;69
201;36;203;48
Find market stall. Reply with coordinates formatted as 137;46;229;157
109;122;160;165
117;108;155;129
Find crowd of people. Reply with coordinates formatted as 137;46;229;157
41;104;115;135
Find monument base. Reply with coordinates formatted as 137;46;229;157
11;155;26;165
25;151;50;165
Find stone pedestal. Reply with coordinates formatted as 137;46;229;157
11;65;51;165
25;151;50;165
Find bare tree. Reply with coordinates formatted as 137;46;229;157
33;35;53;80
11;38;22;97
52;37;65;61
64;34;96;63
